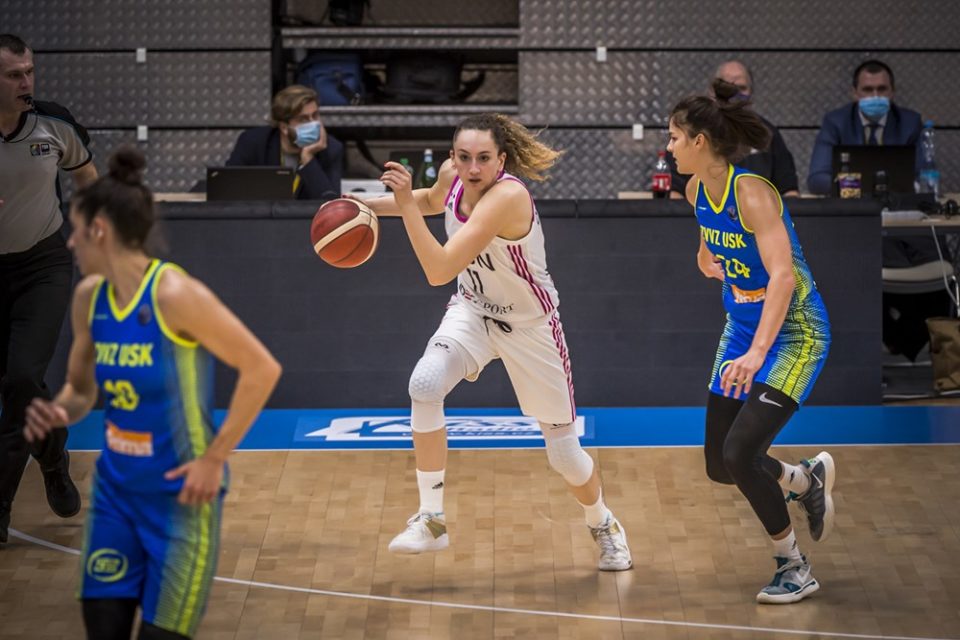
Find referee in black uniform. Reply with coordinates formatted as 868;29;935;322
0;34;98;542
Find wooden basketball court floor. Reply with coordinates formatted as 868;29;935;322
2;444;959;639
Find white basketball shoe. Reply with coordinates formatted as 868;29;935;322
589;515;633;571
388;511;449;554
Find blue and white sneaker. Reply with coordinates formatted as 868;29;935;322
787;452;836;542
756;555;820;604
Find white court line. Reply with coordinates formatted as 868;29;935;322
10;528;958;640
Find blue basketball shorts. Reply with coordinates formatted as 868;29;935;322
78;473;223;637
709;300;831;405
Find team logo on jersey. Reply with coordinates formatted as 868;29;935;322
106;420;154;456
137;304;152;325
86;548;129;583
731;284;767;304
726;205;738;221
29;143;51;157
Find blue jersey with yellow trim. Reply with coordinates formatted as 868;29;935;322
89;259;219;494
695;165;821;325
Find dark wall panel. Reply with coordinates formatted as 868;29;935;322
46;211;880;408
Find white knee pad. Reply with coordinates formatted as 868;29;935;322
409;338;475;433
541;422;594;487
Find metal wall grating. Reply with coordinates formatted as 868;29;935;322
520;51;960;128
519;0;958;49
34;52;272;128
2;0;270;50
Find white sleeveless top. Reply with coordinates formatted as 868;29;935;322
444;171;560;325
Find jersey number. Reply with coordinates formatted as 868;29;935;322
104;379;140;412
713;253;752;279
466;268;485;294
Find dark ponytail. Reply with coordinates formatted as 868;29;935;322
73;145;155;249
670;78;771;162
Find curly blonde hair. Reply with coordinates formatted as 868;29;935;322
453;113;563;182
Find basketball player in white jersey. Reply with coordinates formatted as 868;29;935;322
348;113;631;571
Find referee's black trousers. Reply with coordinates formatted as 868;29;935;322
0;231;73;506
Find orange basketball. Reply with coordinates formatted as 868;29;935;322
310;198;379;268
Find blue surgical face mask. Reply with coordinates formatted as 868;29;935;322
294;121;321;147
859;96;890;121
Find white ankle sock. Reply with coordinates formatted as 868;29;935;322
417;469;445;515
580;491;612;528
772;529;802;561
778;461;811;495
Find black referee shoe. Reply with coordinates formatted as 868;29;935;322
41;451;81;518
0;501;10;544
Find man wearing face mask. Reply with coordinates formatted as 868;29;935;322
668;60;800;199
227;84;343;199
806;60;922;195
809;60;945;362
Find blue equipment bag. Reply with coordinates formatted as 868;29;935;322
297;52;365;106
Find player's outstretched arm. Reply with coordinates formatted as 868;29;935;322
24;277;101;443
157;269;282;505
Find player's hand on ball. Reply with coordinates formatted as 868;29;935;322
381;161;414;206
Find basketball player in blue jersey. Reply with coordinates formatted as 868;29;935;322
23;146;282;639
347;113;632;571
667;80;835;604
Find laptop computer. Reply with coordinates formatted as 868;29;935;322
206;166;295;201
831;144;916;197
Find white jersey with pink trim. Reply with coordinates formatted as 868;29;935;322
444;172;560;324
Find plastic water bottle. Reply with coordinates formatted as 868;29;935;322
416;148;439;189
652;150;671;198
917;120;940;198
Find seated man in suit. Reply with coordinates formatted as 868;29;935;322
808;61;946;361
807;59;922;195
669;59;800;198
227;84;343;199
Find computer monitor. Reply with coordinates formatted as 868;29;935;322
831;144;916;197
206;166;295;201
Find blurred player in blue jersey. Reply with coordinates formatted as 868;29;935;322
25;146;281;639
668;79;834;605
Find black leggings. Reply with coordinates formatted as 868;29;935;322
704;383;798;536
82;599;190;640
